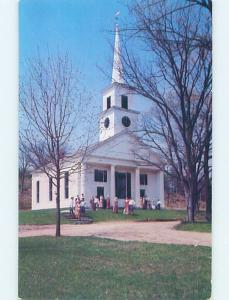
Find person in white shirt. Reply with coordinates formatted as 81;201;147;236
156;199;161;210
80;199;86;214
94;196;99;211
151;199;155;210
129;198;135;214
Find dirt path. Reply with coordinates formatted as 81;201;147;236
19;221;211;246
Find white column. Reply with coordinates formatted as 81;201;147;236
135;167;140;203
76;171;81;197
159;170;164;208
110;164;115;201
80;163;86;199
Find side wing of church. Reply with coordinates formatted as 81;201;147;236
31;24;165;210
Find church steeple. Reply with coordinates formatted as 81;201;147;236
99;14;140;142
111;23;124;84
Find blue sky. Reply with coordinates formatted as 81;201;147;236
19;0;153;120
20;0;129;100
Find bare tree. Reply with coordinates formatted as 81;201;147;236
135;93;211;220
202;97;212;221
19;144;31;193
188;0;212;14
118;0;212;222
20;52;93;236
187;0;212;221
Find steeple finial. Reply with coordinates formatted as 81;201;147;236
112;12;124;84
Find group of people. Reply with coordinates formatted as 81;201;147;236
69;194;86;220
90;195;136;215
89;195;111;211
69;194;161;219
140;197;161;210
123;198;136;215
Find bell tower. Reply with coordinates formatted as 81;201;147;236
99;22;140;141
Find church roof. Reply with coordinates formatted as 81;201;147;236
85;129;164;166
111;24;124;84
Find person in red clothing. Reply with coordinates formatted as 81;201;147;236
75;199;81;220
123;198;129;215
106;195;111;209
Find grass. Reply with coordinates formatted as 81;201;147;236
19;208;73;225
19;209;212;233
86;208;186;222
176;222;212;233
19;208;186;225
19;236;211;300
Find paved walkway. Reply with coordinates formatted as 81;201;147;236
19;221;211;246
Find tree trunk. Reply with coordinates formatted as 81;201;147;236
185;181;198;223
56;170;61;237
187;195;194;222
205;182;212;222
20;172;25;193
204;143;212;222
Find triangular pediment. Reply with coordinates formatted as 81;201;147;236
87;130;162;166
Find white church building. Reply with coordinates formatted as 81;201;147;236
31;24;164;210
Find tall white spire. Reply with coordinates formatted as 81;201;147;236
112;22;124;84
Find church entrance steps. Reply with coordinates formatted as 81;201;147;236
61;212;93;224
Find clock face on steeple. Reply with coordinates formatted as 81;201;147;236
99;21;141;142
122;116;131;127
104;117;110;128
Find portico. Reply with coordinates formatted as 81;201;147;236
81;159;164;208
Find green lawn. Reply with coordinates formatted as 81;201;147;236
19;209;212;233
86;208;186;222
19;208;186;225
176;222;212;233
19;208;73;225
19;237;211;300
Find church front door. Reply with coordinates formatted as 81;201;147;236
115;172;131;199
97;186;104;198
